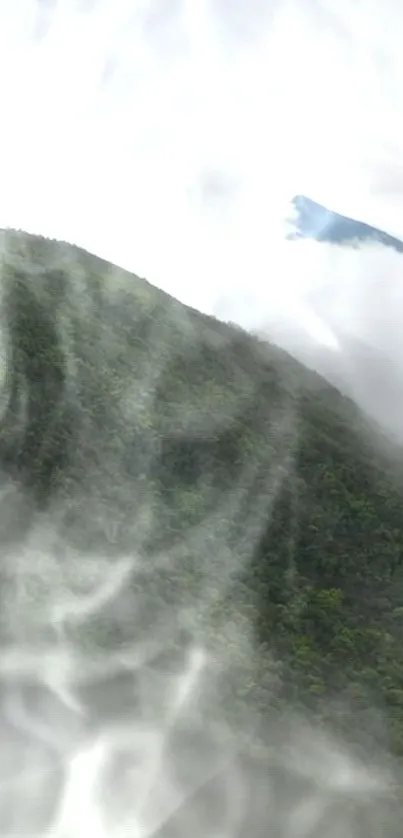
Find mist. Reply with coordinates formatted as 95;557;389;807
1;0;403;424
0;1;403;836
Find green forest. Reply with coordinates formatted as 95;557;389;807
151;307;403;760
2;228;403;763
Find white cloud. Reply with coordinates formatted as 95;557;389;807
0;0;402;355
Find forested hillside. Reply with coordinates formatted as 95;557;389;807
1;227;403;760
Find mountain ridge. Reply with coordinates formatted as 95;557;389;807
1;227;403;760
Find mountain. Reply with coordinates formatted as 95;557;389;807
288;194;403;251
2;227;403;766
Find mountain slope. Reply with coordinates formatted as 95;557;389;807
1;228;403;758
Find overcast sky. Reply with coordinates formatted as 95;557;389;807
0;0;403;356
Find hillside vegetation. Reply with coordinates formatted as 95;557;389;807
1;228;403;758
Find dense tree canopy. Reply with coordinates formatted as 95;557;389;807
1;227;403;763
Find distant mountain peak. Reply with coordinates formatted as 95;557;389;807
288;194;403;253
